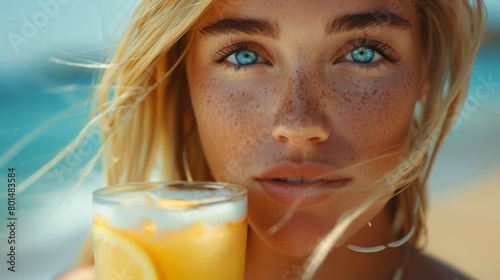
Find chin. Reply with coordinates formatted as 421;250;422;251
264;228;321;257
251;210;342;258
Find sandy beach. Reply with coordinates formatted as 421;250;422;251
425;167;500;279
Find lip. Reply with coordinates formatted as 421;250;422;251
256;161;352;205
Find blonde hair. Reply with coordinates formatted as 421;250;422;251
20;0;486;276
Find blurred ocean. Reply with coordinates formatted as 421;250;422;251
428;43;500;200
0;1;499;279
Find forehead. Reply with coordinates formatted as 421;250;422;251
203;0;417;26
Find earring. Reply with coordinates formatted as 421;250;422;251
182;125;197;182
182;143;193;182
346;191;420;253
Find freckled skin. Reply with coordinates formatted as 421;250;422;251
186;0;422;258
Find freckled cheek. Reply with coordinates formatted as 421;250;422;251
333;77;417;152
190;78;269;175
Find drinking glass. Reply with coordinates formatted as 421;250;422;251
92;181;248;280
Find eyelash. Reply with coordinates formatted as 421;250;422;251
213;37;400;71
214;41;250;63
336;36;400;68
213;41;268;71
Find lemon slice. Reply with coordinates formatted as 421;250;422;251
156;198;198;209
94;222;159;280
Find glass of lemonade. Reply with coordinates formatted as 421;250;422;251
92;181;248;280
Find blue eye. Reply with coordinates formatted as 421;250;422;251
351;47;374;63
337;38;398;67
350;47;377;63
226;50;263;65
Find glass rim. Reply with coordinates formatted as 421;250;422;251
92;180;247;208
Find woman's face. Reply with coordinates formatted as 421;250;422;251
186;0;422;256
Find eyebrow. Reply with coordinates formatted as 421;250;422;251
199;10;411;39
200;18;280;39
327;10;412;33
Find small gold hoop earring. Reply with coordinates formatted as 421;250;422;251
182;125;197;182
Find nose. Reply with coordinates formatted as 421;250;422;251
272;75;330;146
273;121;329;146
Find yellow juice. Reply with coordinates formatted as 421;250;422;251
93;215;247;280
93;182;248;280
